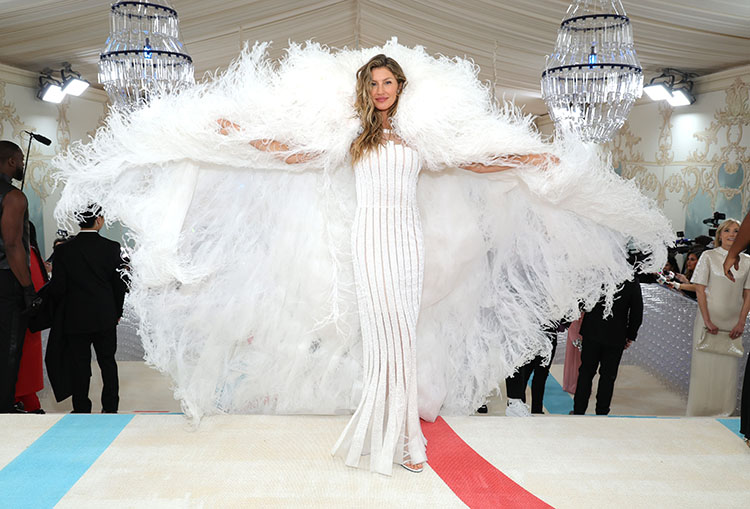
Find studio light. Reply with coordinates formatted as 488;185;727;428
61;62;90;96
644;69;696;107
667;84;696;107
643;79;673;101
37;64;90;103
37;69;65;103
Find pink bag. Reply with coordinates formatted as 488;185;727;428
562;314;584;394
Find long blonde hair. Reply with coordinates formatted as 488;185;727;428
350;54;407;164
715;219;740;247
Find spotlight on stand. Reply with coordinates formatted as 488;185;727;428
61;62;90;96
37;68;65;103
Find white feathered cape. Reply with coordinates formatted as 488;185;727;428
52;39;672;422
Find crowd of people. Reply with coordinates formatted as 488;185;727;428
1;47;748;481
0;140;128;416
477;219;750;453
3;137;750;451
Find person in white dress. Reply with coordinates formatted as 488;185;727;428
687;219;750;416
53;41;672;476
223;54;556;475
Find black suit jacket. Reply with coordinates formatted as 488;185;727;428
580;279;643;346
48;231;128;334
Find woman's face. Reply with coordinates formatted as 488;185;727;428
663;261;674;273
369;67;399;112
720;223;740;249
686;253;699;271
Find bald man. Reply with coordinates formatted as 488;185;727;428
0;140;37;413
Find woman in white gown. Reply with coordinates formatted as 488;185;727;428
329;55;553;474
51;40;672;476
227;54;555;474
687;219;750;416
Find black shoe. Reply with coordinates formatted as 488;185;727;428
102;409;118;414
11;402;28;414
31;408;46;414
477;405;488;414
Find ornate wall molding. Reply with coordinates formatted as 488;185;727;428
608;76;750;218
655;102;674;166
684;77;750;212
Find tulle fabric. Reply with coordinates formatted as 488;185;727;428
51;39;672;423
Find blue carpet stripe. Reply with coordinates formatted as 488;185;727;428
0;414;133;508
528;371;574;415
717;417;742;438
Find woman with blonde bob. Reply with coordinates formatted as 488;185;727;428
687;219;750;415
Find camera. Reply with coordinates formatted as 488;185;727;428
671;212;725;254
703;211;726;237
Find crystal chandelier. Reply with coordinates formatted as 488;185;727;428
98;1;195;106
541;0;643;143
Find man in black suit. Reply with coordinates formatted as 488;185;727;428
573;276;643;415
49;206;127;413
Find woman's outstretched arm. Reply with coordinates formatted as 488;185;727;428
460;153;559;174
217;119;314;164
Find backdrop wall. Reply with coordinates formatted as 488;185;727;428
540;65;750;245
0;63;108;256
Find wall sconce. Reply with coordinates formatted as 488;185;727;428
644;69;696;106
37;63;90;103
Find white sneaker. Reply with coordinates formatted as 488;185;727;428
505;398;532;417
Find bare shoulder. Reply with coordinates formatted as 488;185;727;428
2;188;28;209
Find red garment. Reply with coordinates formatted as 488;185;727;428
15;246;46;409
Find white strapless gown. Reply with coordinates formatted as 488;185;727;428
332;139;427;475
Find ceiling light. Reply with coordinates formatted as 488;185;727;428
643;82;672;101
668;87;695;107
37;70;65;103
98;1;194;107
541;0;644;143
644;69;697;107
61;62;90;96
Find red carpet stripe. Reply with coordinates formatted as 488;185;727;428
422;417;553;509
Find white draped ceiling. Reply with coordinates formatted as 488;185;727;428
1;0;749;114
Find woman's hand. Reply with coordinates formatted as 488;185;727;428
730;321;745;339
704;320;719;334
216;120;315;164
674;273;690;284
217;118;240;135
